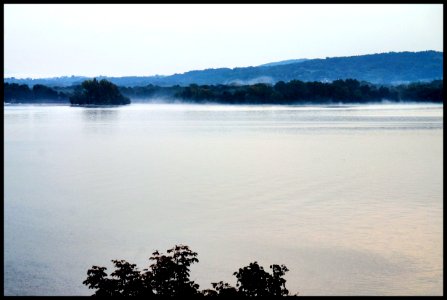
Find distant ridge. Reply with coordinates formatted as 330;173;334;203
4;51;442;87
258;58;309;67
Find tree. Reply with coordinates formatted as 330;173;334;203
4;83;33;102
202;281;239;297
82;261;147;296
233;261;290;296
83;245;200;297
145;244;200;296
69;78;130;105
83;245;295;296
32;84;60;99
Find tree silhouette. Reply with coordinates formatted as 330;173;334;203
83;245;295;296
145;244;200;296
70;78;130;105
202;281;239;297
233;262;290;296
83;245;200;296
83;261;147;296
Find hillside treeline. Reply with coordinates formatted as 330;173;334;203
5;51;442;86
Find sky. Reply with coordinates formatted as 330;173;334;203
4;4;443;78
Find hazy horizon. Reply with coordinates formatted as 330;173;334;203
5;4;443;79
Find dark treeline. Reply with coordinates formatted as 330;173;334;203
172;79;443;104
83;244;294;297
4;79;443;104
119;84;182;100
4;83;69;103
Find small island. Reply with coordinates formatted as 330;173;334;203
69;78;130;106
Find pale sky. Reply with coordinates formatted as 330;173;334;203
4;4;443;78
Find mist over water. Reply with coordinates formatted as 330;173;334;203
4;103;443;295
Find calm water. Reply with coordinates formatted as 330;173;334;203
4;103;443;295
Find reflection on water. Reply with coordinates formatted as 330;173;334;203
4;103;443;296
81;108;119;122
81;108;120;135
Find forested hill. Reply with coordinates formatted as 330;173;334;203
4;51;442;87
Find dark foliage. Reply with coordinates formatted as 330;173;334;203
145;245;200;296
83;262;145;296
4;82;67;103
395;80;443;102
83;245;294;297
233;262;290;297
171;79;442;104
118;84;183;100
5;79;442;105
69;78;130;105
83;245;199;297
202;281;240;297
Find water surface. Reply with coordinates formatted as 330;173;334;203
4;103;443;295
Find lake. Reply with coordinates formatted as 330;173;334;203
4;103;443;295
